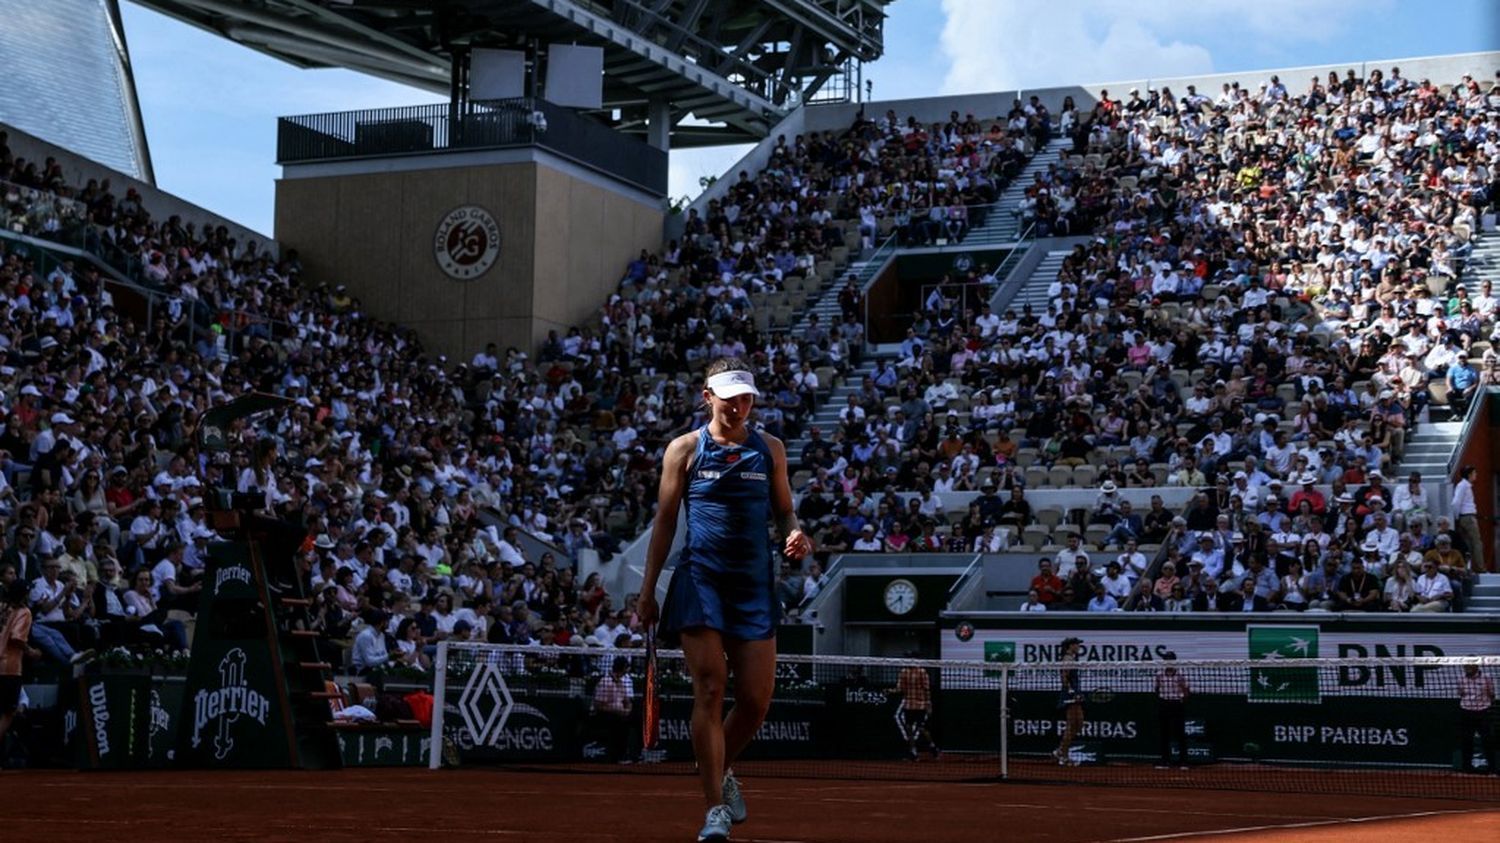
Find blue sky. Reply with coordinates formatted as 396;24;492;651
120;0;1499;237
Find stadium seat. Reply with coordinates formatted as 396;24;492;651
1072;465;1097;488
1084;524;1111;549
1048;466;1073;487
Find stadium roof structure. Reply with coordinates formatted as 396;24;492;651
130;0;894;146
0;0;154;181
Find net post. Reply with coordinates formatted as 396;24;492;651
999;664;1010;780
428;640;450;770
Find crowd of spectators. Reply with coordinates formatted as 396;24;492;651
779;67;1500;615
0;101;1047;671
4;66;1496;681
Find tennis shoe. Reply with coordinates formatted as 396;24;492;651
697;805;733;841
722;772;747;823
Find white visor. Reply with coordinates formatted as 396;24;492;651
707;370;760;399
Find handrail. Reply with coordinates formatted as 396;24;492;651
1447;384;1493;477
0;177;91;246
946;552;985;598
277;97;668;195
858;229;903;355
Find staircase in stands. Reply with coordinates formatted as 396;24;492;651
1003;246;1073;316
1394;226;1497;475
779;138;1071;465
955;136;1072;248
781;350;900;468
791;136;1072;337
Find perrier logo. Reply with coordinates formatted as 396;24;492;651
1247;627;1320;703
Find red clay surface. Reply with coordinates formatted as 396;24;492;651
5;768;1498;842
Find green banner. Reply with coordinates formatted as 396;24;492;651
1247;626;1320;703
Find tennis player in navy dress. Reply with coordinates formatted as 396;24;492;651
640;357;812;842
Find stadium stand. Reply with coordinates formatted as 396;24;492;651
1;67;1497;686
0;104;1040;667
782;68;1500;614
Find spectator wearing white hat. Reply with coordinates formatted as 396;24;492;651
1411;558;1454;613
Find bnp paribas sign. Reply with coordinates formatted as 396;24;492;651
1246;626;1320;703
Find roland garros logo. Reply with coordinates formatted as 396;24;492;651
434;205;501;280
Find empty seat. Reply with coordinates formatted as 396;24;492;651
1085;524;1112;549
1022;526;1052;547
1073;465;1098;487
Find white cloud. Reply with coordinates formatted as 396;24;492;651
937;0;1378;95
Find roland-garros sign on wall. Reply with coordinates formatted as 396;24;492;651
434;205;502;280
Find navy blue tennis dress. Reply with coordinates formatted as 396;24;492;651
660;426;779;641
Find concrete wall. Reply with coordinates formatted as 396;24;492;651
275;162;537;360
805;51;1500;130
532;166;663;346
1;121;275;251
275;157;662;360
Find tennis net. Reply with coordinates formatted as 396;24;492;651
429;642;1500;801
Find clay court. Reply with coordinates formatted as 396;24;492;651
10;767;1498;842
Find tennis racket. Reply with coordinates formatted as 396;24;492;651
643;624;661;749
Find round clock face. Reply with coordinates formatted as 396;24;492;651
884;578;918;615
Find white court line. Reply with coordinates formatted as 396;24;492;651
759;794;1338;822
4;816;812;843
1104;808;1488;842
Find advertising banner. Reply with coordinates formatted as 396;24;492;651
337;729;432;767
948;624;1498;700
1003;689;1464;767
175;546;296;768
147;677;185;768
76;673;151;770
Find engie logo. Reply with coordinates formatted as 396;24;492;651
1247;627;1320;703
434;205;501;280
191;648;272;759
493;703;554;752
89;682;111;757
455;663;554;752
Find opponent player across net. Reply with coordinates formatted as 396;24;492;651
637;358;813;842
